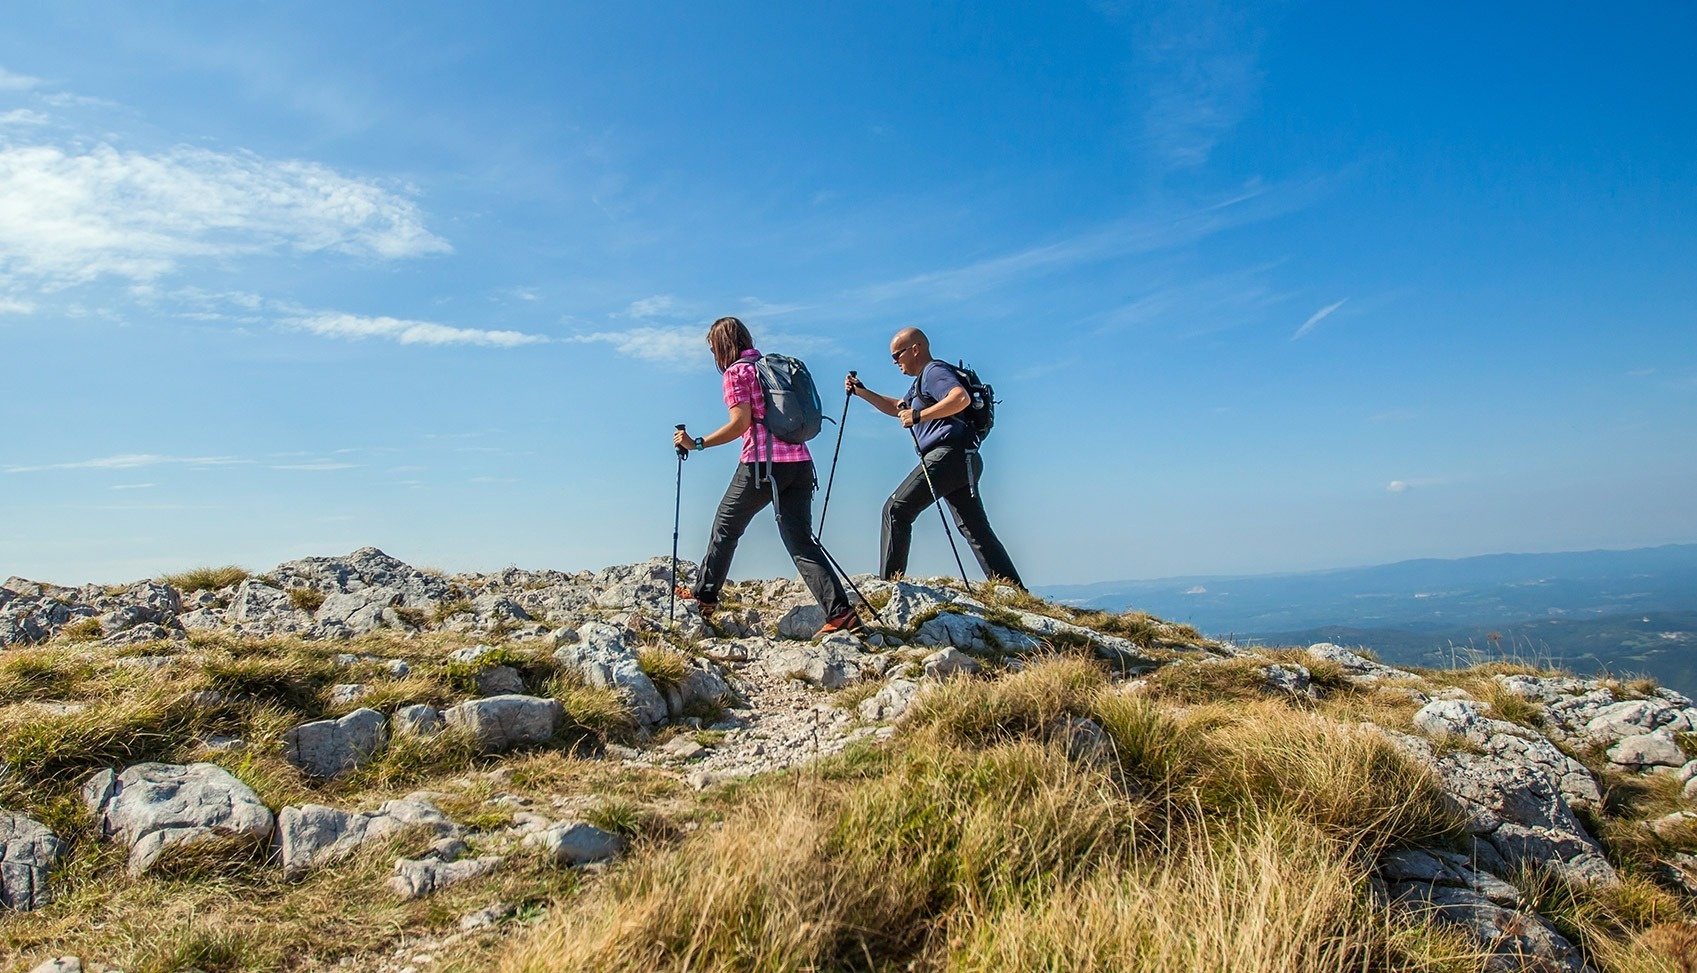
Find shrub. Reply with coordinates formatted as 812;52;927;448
61;617;104;642
432;598;475;624
636;647;690;693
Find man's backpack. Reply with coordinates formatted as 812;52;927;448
919;360;996;443
752;353;826;444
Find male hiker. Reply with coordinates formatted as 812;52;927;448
845;328;1025;588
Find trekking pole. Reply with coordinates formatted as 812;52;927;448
817;370;855;537
669;424;687;628
909;426;971;587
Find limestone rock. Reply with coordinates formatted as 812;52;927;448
444;695;563;751
277;794;459;879
923;647;981;679
0;812;65;911
553;622;667;725
523;821;624;866
388;853;501;900
1263;663;1314;697
761;637;870;689
914;612;1041;655
474;665;526;697
1305;643;1415;681
776;604;826;640
1397;700;1613;887
1377;848;1584;972
284;708;388;779
394;704;444;737
859;678;923;722
1607;733;1686;772
83;762;275;875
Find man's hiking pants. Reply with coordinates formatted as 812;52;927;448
696;460;851;618
880;445;1024;588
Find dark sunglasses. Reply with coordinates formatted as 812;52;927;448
891;345;910;362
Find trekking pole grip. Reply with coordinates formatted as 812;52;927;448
675;423;688;460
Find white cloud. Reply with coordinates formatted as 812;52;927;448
1291;298;1347;340
0;296;34;314
1386;480;1408;493
108;483;155;490
624;295;677;319
293;312;548;348
0;109;48;127
271;461;359;471
0;142;450;288
1386;476;1451;493
0;67;41;90
5;453;248;473
567;326;702;366
1137;3;1266;170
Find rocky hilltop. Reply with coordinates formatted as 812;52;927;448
5;549;1697;972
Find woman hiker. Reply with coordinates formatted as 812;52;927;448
671;316;864;635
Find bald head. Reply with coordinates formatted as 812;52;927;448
889;327;932;376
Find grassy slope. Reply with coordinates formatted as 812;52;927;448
4;585;1697;972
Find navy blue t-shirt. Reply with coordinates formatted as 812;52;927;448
904;361;975;451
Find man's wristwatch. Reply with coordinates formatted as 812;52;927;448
695;437;705;451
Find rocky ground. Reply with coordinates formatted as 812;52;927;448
5;549;1697;971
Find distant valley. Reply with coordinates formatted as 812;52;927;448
1038;544;1697;695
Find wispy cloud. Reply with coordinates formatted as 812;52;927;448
1135;2;1268;170
0;296;35;314
270;461;359;471
566;326;702;367
108;483;155;490
291;312;548;348
0;109;48;127
0;142;450;289
1292;298;1347;340
4;453;249;473
623;295;678;319
0;67;41;90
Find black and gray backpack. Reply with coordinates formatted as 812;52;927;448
752;353;826;444
916;360;996;443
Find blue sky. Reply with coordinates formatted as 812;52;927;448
2;2;1694;586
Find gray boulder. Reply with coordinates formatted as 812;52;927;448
83;762;275;875
776;604;827;639
1305;643;1416;681
1607;732;1686;772
762;636;870;689
277;794;459;879
475;665;526;697
1377;848;1584;972
394;704;444;737
881;581;963;630
552;622;667;725
284;708;389;779
388;848;501;900
1263;663;1314;697
914;612;1041;655
1399;700;1614;887
923;647;981;679
858;678;923;722
523;821;624;866
0;812;65;911
444;695;563;750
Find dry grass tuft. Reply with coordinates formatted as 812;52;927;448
160;565;250;593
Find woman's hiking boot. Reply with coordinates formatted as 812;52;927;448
674;585;716;619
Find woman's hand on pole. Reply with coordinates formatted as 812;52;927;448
672;427;694;452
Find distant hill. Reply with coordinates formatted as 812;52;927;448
1038;544;1697;695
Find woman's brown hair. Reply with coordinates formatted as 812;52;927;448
706;316;755;372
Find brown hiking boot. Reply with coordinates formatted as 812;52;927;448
818;607;865;636
674;585;716;618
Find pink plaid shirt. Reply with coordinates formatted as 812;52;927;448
725;349;812;464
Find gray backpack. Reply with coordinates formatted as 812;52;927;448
752;353;826;444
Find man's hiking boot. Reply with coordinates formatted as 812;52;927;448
674;585;716;619
818;607;866;636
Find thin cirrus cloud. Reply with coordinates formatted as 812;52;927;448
0;141;450;289
1291;298;1347;340
3;453;250;473
565;326;702;367
290;312;548;348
